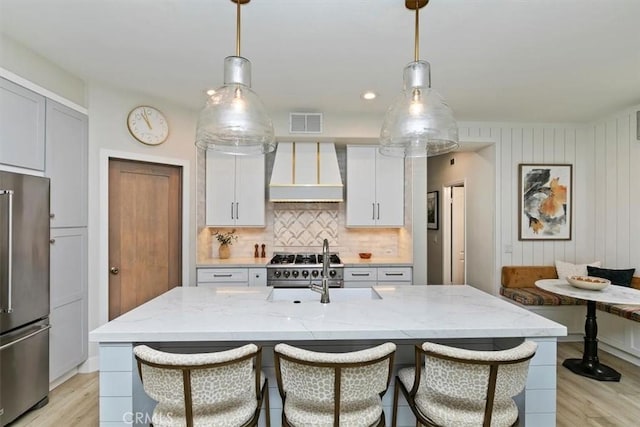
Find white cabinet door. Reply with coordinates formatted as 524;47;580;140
374;154;404;227
0;77;46;171
46;99;88;227
206;152;237;226
346;146;404;227
346;146;377;226
49;227;87;381
248;268;267;286
235;155;265;227
205;152;265;227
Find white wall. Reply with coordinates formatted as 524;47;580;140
590;106;640;270
465;117;639;294
85;82;199;364
0;34;86;107
426;146;495;293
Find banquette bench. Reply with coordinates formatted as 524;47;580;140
500;266;640;320
500;266;640;364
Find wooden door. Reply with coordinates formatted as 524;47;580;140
108;159;182;320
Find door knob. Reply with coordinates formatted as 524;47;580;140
110;267;120;275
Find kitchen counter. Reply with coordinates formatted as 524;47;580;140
341;256;413;267
196;255;413;268
90;285;564;342
91;285;564;426
196;257;270;267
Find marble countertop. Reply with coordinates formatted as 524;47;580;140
536;279;640;304
90;285;566;343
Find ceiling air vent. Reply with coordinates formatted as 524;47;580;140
289;112;323;134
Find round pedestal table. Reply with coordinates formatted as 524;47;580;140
536;279;640;382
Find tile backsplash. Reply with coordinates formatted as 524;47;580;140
274;205;338;247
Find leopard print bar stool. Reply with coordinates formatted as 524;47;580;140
392;341;537;427
274;342;396;427
134;344;270;427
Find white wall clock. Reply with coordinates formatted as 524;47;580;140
127;106;169;145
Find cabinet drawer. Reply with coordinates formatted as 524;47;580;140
377;267;412;282
344;268;377;281
197;268;248;283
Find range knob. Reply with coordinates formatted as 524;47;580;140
302;270;309;278
311;270;319;278
274;271;281;278
329;270;337;277
283;270;291;278
292;270;299;278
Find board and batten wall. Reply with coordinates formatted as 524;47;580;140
448;107;640;295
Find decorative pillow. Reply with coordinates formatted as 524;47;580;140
586;266;636;287
555;260;601;280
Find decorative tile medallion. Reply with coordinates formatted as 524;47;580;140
274;209;338;247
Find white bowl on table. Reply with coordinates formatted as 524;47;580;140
566;276;611;291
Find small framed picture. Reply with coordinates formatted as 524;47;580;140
427;191;439;230
519;163;572;240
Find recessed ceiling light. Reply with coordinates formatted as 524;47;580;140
361;91;377;101
206;89;216;96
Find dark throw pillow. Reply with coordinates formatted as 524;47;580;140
586;266;636;287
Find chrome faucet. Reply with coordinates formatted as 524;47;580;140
310;238;331;303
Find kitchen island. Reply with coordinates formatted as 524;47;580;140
91;285;565;426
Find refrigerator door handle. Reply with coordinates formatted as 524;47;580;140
0;325;50;351
1;189;13;313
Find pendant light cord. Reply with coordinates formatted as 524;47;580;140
414;0;419;62
236;0;241;56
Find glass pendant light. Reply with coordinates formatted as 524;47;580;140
195;0;275;155
379;0;458;158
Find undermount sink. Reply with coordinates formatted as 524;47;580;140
267;287;382;302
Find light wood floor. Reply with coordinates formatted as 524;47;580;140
8;342;640;426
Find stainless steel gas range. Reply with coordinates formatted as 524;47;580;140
267;252;344;288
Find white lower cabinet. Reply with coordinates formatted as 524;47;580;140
377;267;412;283
343;267;377;288
49;227;87;381
344;266;412;288
248;268;267;287
197;268;250;287
197;267;267;287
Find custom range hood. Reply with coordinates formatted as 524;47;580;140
269;142;343;202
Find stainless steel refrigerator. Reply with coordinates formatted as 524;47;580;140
0;171;50;426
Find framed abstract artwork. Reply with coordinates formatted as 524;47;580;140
519;164;572;240
427;191;439;230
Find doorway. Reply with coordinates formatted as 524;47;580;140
108;158;183;319
443;183;466;284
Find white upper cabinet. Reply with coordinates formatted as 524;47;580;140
46;99;88;227
346;146;404;227
205;151;265;227
0;77;46;171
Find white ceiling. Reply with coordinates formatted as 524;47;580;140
1;0;639;123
